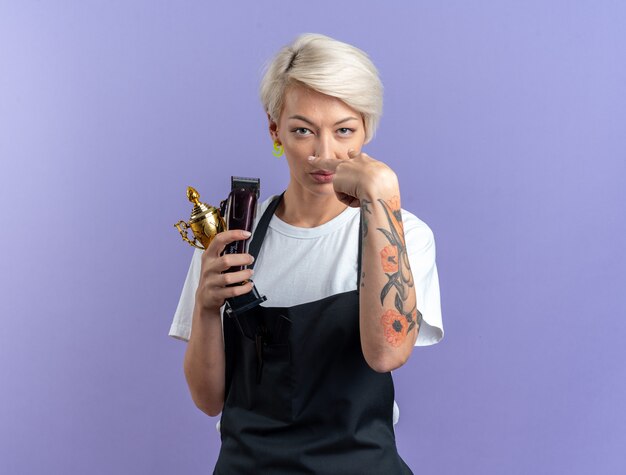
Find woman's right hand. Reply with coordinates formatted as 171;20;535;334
195;229;256;314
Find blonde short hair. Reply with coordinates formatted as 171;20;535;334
260;33;383;143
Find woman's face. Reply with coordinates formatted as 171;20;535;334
270;85;366;197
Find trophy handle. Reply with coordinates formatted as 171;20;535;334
174;220;205;250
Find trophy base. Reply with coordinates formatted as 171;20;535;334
224;285;267;318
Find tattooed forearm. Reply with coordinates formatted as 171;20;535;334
359;190;420;361
376;197;421;347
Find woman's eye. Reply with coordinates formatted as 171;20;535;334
293;127;312;136
337;128;354;136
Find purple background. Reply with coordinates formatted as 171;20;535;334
1;1;625;474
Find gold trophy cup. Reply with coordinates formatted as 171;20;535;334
174;186;226;250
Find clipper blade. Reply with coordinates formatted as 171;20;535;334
231;176;260;199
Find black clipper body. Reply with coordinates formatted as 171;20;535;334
221;176;267;317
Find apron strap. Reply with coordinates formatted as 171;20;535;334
248;193;284;269
357;212;363;292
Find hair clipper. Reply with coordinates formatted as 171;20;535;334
221;176;267;317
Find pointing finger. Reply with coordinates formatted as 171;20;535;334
307;155;342;171
347;148;361;159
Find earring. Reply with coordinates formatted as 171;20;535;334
272;141;284;158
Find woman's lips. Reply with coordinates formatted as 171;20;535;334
310;171;335;183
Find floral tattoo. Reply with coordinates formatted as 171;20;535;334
376;197;422;347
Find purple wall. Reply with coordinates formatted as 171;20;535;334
1;1;625;474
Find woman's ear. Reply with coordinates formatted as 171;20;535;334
268;113;279;142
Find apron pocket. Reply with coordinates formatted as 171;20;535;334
227;337;293;423
253;341;293;422
225;313;294;424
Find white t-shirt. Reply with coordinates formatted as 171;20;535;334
169;196;444;425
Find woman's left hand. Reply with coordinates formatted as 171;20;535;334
308;149;399;207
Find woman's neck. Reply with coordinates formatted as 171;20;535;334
275;185;348;228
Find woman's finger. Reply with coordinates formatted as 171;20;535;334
205;229;252;257
307;155;342;171
347;148;361;159
219;268;255;287
214;280;255;300
216;253;255;272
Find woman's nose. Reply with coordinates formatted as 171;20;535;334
315;134;340;159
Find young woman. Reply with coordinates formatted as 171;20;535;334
170;33;443;474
